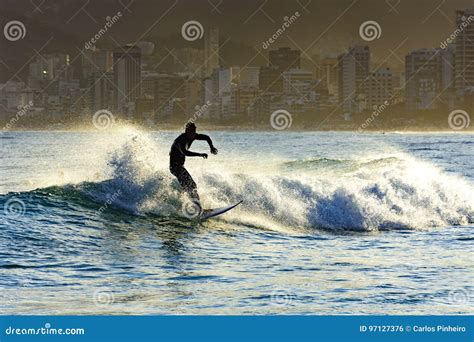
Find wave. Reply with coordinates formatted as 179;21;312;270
2;132;473;232
408;141;474;145
281;157;400;173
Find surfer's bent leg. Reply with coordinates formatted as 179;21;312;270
170;165;200;202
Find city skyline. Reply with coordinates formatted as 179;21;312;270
1;0;474;79
0;1;473;131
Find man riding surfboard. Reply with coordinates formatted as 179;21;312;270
169;122;218;212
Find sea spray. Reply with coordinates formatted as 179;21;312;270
82;135;474;231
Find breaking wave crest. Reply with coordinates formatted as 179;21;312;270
3;131;473;232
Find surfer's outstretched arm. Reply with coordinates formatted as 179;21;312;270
183;150;200;157
182;149;207;158
195;134;218;155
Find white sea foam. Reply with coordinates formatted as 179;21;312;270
83;130;474;231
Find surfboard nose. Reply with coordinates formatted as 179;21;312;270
201;200;243;220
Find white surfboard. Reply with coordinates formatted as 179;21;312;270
200;200;243;220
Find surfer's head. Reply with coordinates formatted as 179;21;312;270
185;122;197;139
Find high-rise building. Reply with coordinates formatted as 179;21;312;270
405;49;441;111
203;76;218;119
439;44;456;108
465;88;474;108
113;45;141;116
217;67;259;119
217;67;259;93
282;69;313;95
338;52;355;113
82;49;113;81
217;67;237;96
281;69;317;113
153;74;185;118
259;66;284;93
140;72;160;97
218;84;259;120
204;28;219;78
0;81;34;109
351;46;370;96
28;54;73;90
184;77;203;115
135;96;155;123
220;83;238;119
237;87;258;120
269;48;301;71
87;72;114;111
455;8;474;98
315;56;338;96
338;45;370;113
440;45;456;89
172;48;205;77
365;68;394;109
237;67;260;89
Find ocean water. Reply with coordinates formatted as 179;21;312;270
0;128;473;315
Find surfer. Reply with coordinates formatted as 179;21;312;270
169;122;218;211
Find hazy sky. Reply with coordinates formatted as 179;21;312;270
0;0;472;81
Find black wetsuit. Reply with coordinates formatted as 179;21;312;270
169;133;213;201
